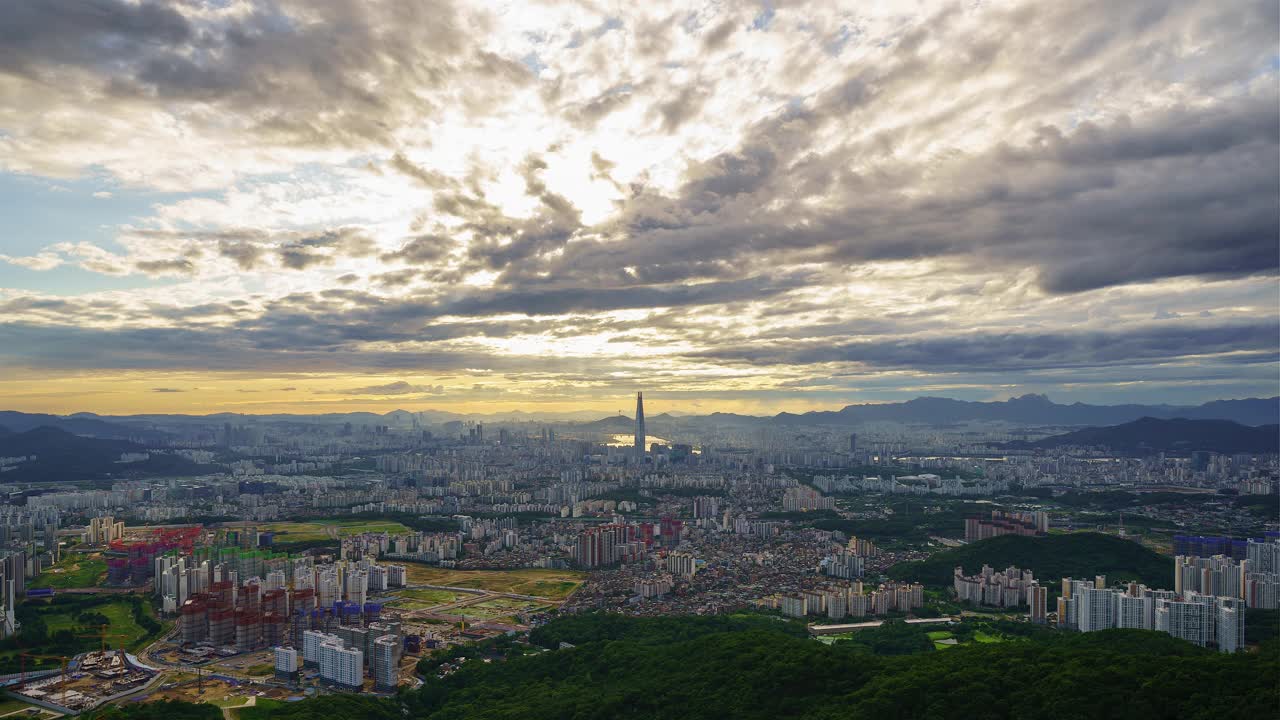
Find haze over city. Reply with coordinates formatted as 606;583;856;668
1;0;1277;418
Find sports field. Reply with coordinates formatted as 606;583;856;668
401;565;585;600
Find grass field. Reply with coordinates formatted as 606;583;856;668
401;566;584;600
29;554;107;589
40;599;161;650
141;678;256;708
0;696;42;716
0;598;166;673
385;588;466;609
256;519;411;542
973;630;1004;643
399;588;466;603
454;597;554;623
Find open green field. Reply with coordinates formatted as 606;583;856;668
40;599;160;649
454;597;553;623
29;553;107;589
0;696;43;716
974;630;1004;643
385;588;466;609
255;519;411;542
401;566;585;600
0;597;168;674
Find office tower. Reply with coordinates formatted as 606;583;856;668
634;392;646;460
848;433;857;454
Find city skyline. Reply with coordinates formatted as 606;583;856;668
0;0;1276;416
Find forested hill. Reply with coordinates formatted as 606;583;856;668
1015;417;1280;455
887;532;1173;589
90;614;1276;720
0;426;212;482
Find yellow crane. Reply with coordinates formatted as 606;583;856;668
78;623;130;655
18;652;70;706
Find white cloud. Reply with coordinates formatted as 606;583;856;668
0;252;64;271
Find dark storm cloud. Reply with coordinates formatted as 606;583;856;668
0;0;533;151
692;322;1280;372
439;273;810;317
479;1;1280;297
0;322;624;374
0;0;191;75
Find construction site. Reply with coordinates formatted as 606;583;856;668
177;582;393;652
7;649;159;714
103;526;203;587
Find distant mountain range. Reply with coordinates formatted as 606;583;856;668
1;394;1275;437
1015;417;1280;455
0;410;171;443
755;394;1280;428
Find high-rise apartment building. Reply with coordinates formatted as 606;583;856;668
373;634;399;690
1028;585;1047;623
1216;597;1244;654
1157;597;1214;648
318;639;363;689
274;646;298;680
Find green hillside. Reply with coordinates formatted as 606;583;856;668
97;614;1276;720
887;532;1173;589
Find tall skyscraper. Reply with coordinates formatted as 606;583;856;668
634;392;646;460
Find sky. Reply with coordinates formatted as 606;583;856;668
0;0;1277;417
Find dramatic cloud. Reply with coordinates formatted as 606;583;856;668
0;0;1276;413
325;381;446;396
